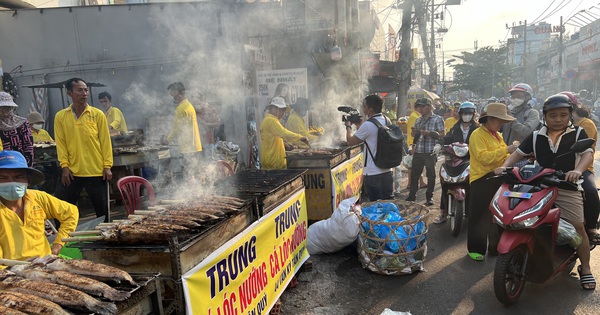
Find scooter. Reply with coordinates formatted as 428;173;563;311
439;142;470;236
489;138;594;306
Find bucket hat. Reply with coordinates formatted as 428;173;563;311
0;150;44;185
478;103;515;122
0;92;18;107
27;111;45;124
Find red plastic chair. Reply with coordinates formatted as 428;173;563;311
215;160;234;178
117;176;156;215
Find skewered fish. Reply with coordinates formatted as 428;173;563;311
0;270;117;315
11;265;131;301
0;304;27;315
0;291;69;315
99;223;191;244
154;209;219;221
32;255;136;286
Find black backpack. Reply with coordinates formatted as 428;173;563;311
364;115;405;168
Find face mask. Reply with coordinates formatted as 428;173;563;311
510;98;525;107
33;123;43;130
0;182;27;201
461;114;473;122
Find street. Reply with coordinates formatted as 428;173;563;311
281;152;600;315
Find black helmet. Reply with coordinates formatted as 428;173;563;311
415;98;432;106
543;94;573;114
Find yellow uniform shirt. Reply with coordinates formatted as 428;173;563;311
406;110;421;146
287;111;317;147
260;113;303;170
444;116;458;134
0;190;78;261
575;117;598;172
55;104;113;177
167;99;202;153
106;107;128;133
32;129;54;143
469;125;509;183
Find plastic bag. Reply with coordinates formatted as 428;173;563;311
402;155;412;169
306;196;360;254
556;218;582;248
360;203;426;253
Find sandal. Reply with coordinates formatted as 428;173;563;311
468;252;484;261
432;215;447;224
578;266;596;290
588;232;600;245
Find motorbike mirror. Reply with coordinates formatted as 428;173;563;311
429;131;441;139
570;138;594;153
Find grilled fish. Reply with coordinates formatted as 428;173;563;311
11;265;130;301
0;291;68;315
32;255;136;286
0;304;27;315
0;270;117;315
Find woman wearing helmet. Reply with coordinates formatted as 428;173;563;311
443;102;479;145
497;94;595;290
503;83;541;147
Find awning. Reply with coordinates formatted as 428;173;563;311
22;80;106;108
368;76;399;93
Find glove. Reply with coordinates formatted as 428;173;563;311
433;144;442;155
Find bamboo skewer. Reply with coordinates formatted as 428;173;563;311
62;236;104;242
69;231;102;236
160;199;184;205
134;210;157;215
148;206;167;210
0;258;31;267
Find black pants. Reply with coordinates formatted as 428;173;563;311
55;176;109;222
408;153;437;200
467;173;503;255
583;170;600;230
363;171;394;201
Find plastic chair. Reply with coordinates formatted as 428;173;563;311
117;176;156;215
215;160;234;178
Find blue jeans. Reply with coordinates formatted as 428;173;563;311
363;171;394;201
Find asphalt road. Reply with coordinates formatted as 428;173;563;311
281;153;600;315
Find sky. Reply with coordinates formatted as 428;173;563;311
374;0;600;77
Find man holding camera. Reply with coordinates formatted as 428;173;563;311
406;98;445;206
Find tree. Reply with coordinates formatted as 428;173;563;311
448;46;509;98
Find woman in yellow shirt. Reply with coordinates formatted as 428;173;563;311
27;111;54;143
467;103;518;261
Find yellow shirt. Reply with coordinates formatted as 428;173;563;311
55;104;113;177
575;117;598;172
106;107;128;133
0;190;78;261
444;116;458;134
260;113;303;170
286;111;317;147
167;99;202;153
32;129;54;143
406;110;421;146
469;125;509;183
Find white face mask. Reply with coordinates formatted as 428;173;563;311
510;98;525;107
33;123;43;130
461;114;473;123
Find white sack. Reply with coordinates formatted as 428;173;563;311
307;196;360;254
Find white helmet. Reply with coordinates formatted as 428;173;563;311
269;96;287;109
509;83;533;98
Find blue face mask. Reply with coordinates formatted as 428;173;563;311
0;182;27;201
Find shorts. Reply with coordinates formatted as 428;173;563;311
555;188;584;223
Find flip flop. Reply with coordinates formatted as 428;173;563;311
578;266;596;290
468;252;484;261
588;232;600;246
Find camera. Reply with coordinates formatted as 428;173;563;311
338;106;362;124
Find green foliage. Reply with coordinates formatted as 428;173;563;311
448;46;510;98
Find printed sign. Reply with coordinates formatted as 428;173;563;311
182;189;309;315
332;153;364;208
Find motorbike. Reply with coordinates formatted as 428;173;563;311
438;142;470;236
489;138;594;306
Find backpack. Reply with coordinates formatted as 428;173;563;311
364;115;405;169
524;107;543;131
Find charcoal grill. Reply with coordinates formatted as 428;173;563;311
213;169;306;217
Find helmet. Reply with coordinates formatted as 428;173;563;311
579;89;589;97
269;96;287;109
543;94;573;114
415;98;432;106
27;111;45;124
559;91;578;106
509;83;533;97
458;101;476;114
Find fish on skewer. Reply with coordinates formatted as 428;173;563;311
0;270;117;315
0;304;27;315
11;265;131;301
31;255;136;286
0;291;69;315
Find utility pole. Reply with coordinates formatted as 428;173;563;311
558;16;563;91
522;20;527;82
396;0;413;118
429;0;437;92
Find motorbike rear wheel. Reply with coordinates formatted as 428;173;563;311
449;197;464;237
494;246;527;306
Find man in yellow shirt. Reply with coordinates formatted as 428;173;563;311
98;92;128;135
444;102;461;133
54;78;113;222
27;111;54;143
165;82;202;154
260;97;308;169
0;150;78;261
286;98;317;147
